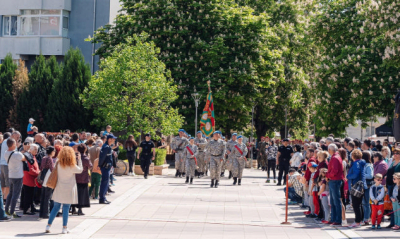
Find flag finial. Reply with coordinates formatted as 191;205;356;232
207;80;211;92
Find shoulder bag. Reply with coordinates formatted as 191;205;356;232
46;162;59;189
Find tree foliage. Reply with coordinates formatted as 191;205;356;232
0;54;17;132
46;48;92;132
82;34;183;138
90;0;283;136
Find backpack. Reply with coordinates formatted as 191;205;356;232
350;180;364;198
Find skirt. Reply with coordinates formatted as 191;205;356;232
72;183;90;208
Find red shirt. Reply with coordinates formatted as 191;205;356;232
313;160;328;181
23;157;40;187
326;152;344;181
305;156;317;182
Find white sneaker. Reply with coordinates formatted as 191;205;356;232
349;222;360;228
45;225;51;233
132;173;135;176
62;228;69;234
342;219;348;226
128;172;131;176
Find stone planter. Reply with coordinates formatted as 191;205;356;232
154;164;170;175
245;159;251;168
252;159;258;169
134;163;154;175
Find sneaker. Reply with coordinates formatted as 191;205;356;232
371;225;376;229
304;211;311;215
266;179;270;183
346;205;353;211
288;201;298;205
349;222;360;228
331;222;341;226
363;219;370;225
45;225;51;233
341;219;348;226
306;214;317;218
62;228;69;234
12;213;21;218
0;216;11;222
377;225;382;229
321;220;330;224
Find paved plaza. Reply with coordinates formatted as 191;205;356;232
0;168;397;239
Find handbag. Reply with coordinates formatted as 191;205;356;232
46;162;59;189
384;194;393;211
350;180;364;198
36;168;49;185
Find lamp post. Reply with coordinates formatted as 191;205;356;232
191;92;201;136
251;104;257;162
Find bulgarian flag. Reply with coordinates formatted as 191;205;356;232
200;92;215;137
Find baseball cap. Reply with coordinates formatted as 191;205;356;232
232;133;237;136
69;142;79;147
107;134;117;140
29;118;35;122
307;162;318;168
144;133;150;137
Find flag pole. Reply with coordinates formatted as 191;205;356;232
207;80;211;93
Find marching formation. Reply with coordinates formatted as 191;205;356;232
171;129;247;188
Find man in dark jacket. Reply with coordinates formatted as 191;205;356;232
98;134;117;204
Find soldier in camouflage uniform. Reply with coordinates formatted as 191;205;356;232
231;136;248;185
204;137;211;175
220;135;228;177
194;131;207;177
171;129;189;177
225;133;238;179
205;131;226;188
257;137;268;170
183;137;198;184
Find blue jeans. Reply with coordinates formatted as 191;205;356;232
387;185;395;226
284;187;302;203
100;167;111;202
0;186;7;219
362;188;371;221
329;180;342;224
48;202;70;227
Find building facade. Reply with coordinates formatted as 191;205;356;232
0;0;120;73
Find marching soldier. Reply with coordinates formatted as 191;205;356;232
171;129;189;178
205;131;226;188
225;133;238;179
194;131;207;177
231;135;248;185
183;137;198;184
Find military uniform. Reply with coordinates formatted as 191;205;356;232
231;142;248;182
183;144;198;180
171;136;189;176
194;137;207;175
225;139;237;173
257;141;267;169
205;138;226;187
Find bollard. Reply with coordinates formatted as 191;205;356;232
281;174;292;225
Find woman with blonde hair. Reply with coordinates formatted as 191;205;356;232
45;146;82;234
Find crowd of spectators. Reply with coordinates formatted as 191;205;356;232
282;136;400;230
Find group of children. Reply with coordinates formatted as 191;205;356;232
296;151;400;229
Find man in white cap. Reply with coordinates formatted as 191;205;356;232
27;118;35;137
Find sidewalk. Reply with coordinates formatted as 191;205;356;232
0;168;396;238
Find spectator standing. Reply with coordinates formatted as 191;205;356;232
362;151;374;225
79;132;87;144
125;135;138;176
276;138;294;186
88;139;102;165
373;152;388;185
0;132;12;200
39;146;56;219
4;138;25;218
34;134;47;167
318;168;330;224
45;147;83;234
376;140;383;152
338;148;349;226
385;148;400;228
382;146;392;165
347;149;366;228
266;139;278;183
369;173;385;229
98;134;117;204
137;134;155;179
89;157;102;200
22;144;40;215
71;144;92;216
27;118;35;137
289;144;302;171
391;173;400;230
326;144;344;226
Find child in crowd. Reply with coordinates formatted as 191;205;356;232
299;164;309;209
102;125;112;136
27;118;35;136
391;173;400;230
89;158;102;200
306;162;319;218
318;168;330;223
370;173;385;229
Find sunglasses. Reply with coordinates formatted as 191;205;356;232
394;152;400;155
23;142;30;145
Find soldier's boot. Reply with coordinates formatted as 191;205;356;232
238;179;242;186
185;176;189;184
175;170;179;178
210;179;215;188
205;171;208;176
233;177;237;185
228;171;232;179
215;180;219;188
179;172;183;178
195;170;198;177
182;172;186;177
220;172;225;177
190;178;193;184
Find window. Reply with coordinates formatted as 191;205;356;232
20;16;40;35
62;16;69;29
3;16;18;36
19;10;65;36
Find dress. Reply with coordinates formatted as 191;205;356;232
231;143;248;179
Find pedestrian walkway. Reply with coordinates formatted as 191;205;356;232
0;168;394;238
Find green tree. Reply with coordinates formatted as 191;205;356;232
46;48;92;132
7;59;29;131
82;34;183;138
311;0;400;137
90;0;282;136
17;55;59;132
0;54;17;132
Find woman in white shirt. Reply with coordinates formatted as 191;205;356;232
45;146;82;234
290;145;303;170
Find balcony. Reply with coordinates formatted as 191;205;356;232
0;0;71;15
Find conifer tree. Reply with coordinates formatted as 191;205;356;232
0;54;17;132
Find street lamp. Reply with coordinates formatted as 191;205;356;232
191;91;202;136
251;103;257;162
